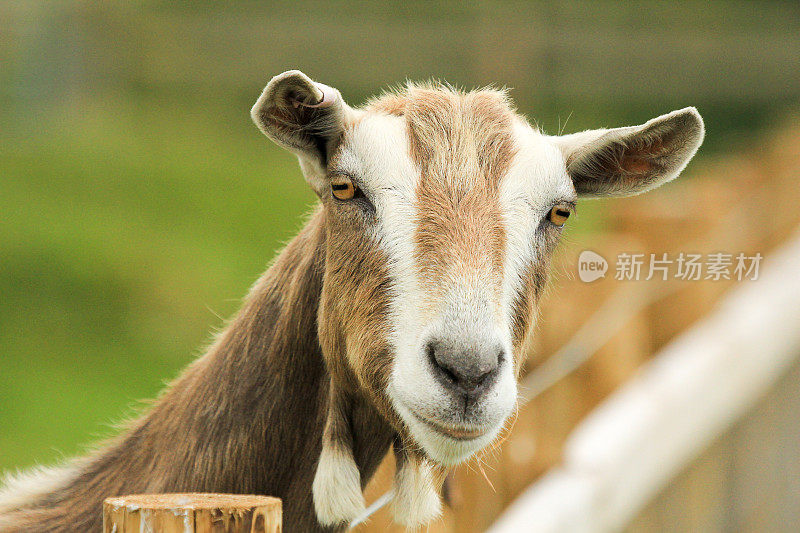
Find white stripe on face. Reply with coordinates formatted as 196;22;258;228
499;120;577;346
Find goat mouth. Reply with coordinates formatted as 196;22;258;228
411;412;487;441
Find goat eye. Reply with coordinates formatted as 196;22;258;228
548;205;571;227
331;176;357;200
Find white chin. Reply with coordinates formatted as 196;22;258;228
393;401;505;467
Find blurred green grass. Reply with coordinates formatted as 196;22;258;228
1;0;798;474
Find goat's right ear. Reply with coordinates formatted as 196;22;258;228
251;70;349;189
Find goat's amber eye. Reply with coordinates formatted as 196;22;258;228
549;205;571;227
331;175;356;200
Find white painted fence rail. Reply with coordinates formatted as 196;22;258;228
489;227;800;533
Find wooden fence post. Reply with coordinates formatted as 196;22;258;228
103;493;281;533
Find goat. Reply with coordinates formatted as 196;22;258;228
0;70;704;531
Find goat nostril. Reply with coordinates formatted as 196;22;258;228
427;341;458;385
425;341;436;363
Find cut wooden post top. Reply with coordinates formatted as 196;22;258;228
104;493;280;510
103;493;281;533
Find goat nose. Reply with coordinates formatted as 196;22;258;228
426;339;502;397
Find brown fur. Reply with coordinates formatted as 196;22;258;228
374;84;519;311
0;210;393;532
411;86;515;304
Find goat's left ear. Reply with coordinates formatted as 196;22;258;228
251;70;351;191
553;107;705;198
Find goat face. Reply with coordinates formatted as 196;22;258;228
251;71;704;468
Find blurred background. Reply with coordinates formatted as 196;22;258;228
1;1;799;531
